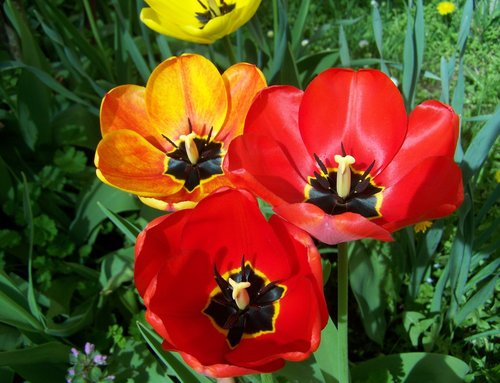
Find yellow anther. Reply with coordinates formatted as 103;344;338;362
179;132;199;164
228;278;251;310
207;0;222;16
334;154;356;198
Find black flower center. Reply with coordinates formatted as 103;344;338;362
203;258;285;348
164;122;224;192
306;148;383;219
195;0;236;28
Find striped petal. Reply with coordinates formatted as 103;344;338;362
95;130;183;196
146;54;228;140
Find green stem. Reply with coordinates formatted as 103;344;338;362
222;35;237;65
337;241;350;383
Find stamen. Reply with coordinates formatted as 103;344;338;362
228;278;251;310
334;154;355;198
179;132;199;164
207;0;222;16
162;134;178;149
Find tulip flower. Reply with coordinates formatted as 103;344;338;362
225;68;463;244
134;189;328;377
140;0;262;44
95;54;266;210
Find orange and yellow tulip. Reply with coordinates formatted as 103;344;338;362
95;54;266;210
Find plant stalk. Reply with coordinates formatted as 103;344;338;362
337;241;349;383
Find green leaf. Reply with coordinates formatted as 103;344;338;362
22;174;45;327
266;0;288;83
53;147;87;173
0;61;94;110
338;25;350;67
454;275;498;327
461;107;500;183
136;321;212;383
290;0;310;54
349;243;387;344
352;352;469;383
407;223;444;302
0;342;69;366
313;318;339;383
0;271;43;331
99;248;134;294
70;180;141;243
97;202;141;243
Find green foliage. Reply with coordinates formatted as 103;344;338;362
0;0;497;382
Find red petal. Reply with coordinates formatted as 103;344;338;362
148;247;229;365
269;216;328;322
226;277;323;366
225;132;309;206
378;100;459;183
377;156;463;231
275;203;393;244
299;69;407;173
180;189;296;281
180;352;284;378
134;210;192;296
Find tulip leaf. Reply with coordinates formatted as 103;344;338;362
97;202;141;243
70;180;141;243
406;222;444;303
338;25;350;67
0;271;43;332
136;321;212;383
349;243;387;345
290;0;310;54
351;352;469;382
461;106;500;183
454;275;498;327
0;342;70;366
21;174;46;327
313;318;339;383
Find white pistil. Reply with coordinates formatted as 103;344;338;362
334;154;356;198
228;278;251;310
207;0;222;16
179;132;199;164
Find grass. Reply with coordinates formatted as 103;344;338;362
0;0;498;382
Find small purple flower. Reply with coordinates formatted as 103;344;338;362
84;342;95;355
93;354;107;365
68;368;75;376
70;348;79;357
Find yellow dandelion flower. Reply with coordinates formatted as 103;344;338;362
414;221;433;233
437;2;456;16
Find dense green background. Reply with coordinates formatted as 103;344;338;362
0;0;498;382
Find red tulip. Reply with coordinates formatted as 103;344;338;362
135;189;328;377
225;69;463;244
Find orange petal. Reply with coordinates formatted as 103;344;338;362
100;85;166;151
95;130;183;196
146;54;228;140
217;63;267;143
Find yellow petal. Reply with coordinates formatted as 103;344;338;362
146;54;228;140
95;130;183;197
140;0;261;44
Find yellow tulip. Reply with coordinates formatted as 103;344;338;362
140;0;262;44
